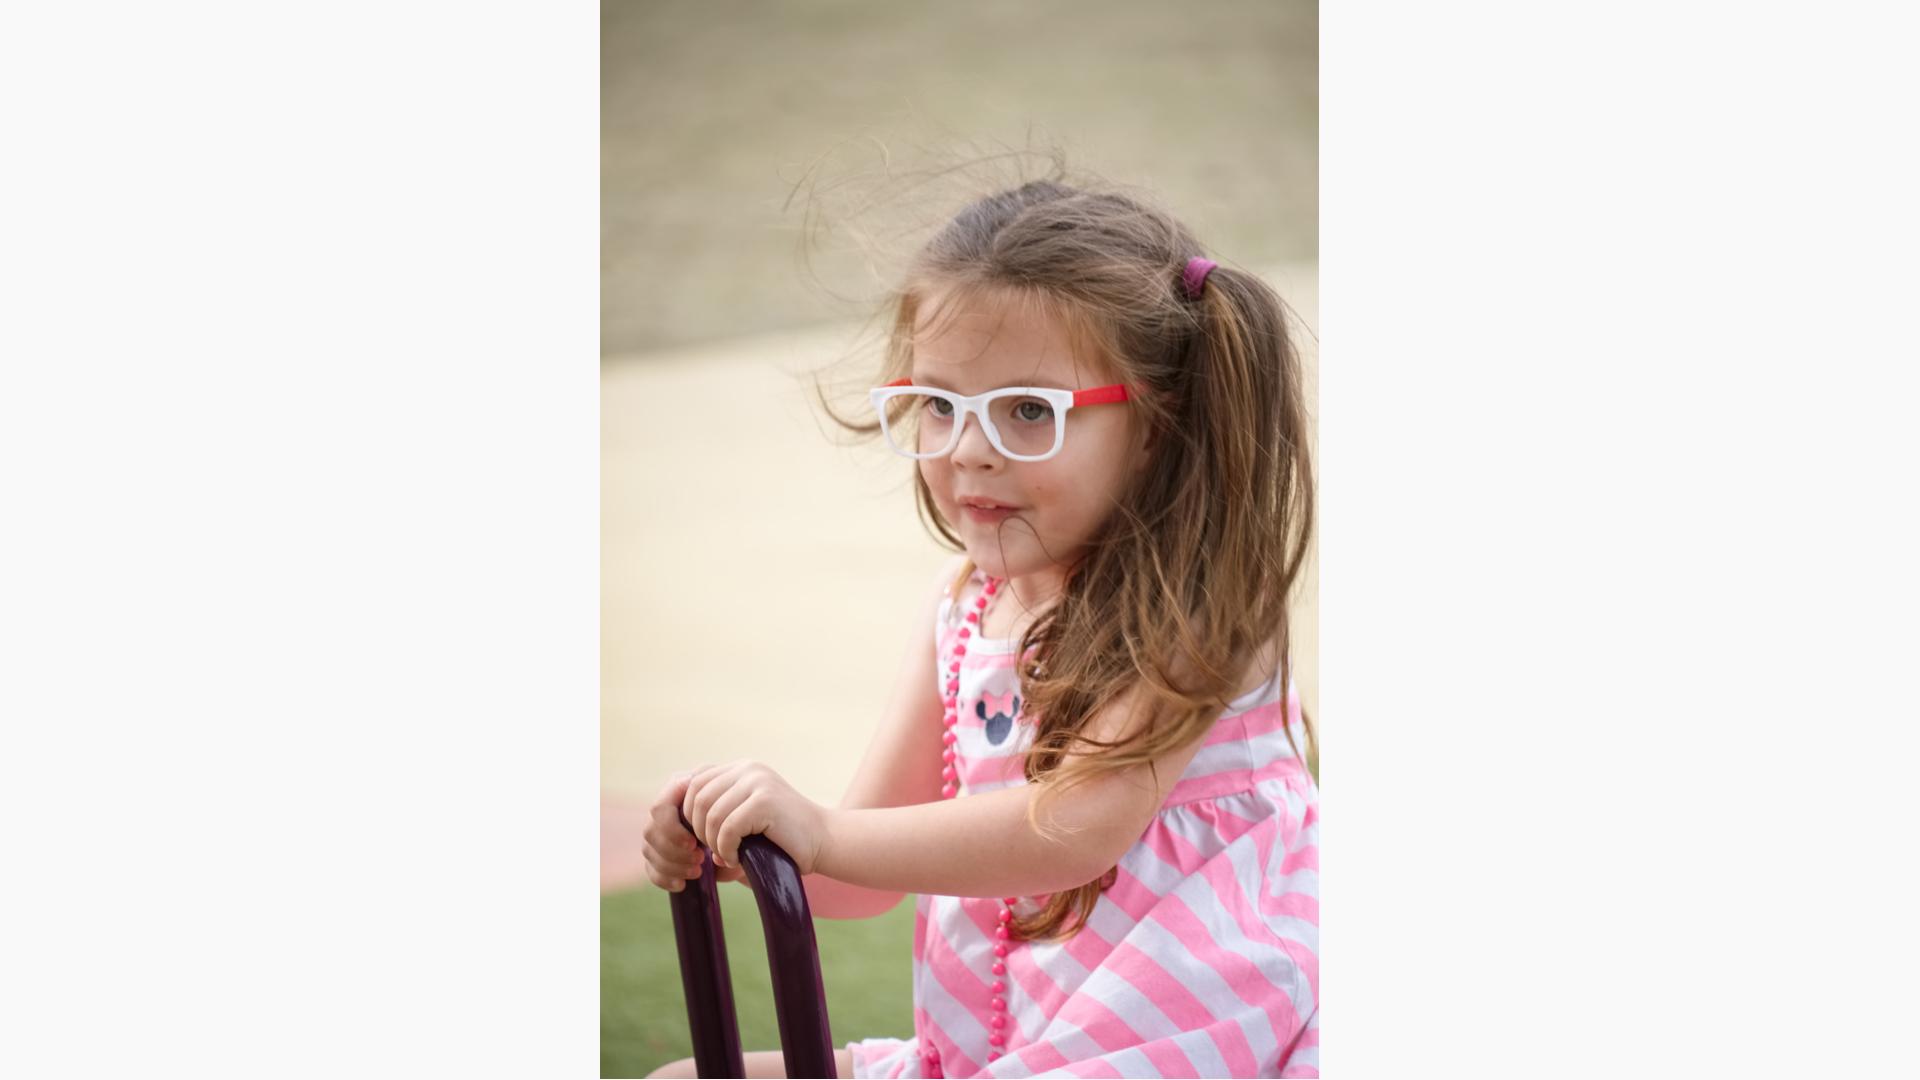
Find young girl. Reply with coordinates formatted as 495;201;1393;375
642;176;1318;1079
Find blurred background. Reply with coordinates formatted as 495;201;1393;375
601;2;1316;1075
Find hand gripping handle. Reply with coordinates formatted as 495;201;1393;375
670;809;836;1078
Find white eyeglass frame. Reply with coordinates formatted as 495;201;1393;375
868;380;1132;463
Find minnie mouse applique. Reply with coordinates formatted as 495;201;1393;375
976;688;1022;746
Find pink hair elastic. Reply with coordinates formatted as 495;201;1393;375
1182;257;1218;300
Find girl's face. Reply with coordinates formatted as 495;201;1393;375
910;288;1152;597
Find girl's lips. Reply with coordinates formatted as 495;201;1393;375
960;501;1021;523
964;505;1017;523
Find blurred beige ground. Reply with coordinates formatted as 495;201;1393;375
603;261;1317;806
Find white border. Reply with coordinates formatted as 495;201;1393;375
1325;2;1920;1075
0;2;598;1074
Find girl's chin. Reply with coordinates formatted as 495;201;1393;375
949;517;1047;573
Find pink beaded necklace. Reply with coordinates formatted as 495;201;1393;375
925;572;1020;1075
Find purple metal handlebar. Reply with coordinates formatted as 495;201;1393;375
671;811;837;1078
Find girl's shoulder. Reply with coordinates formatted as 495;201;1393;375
1230;632;1290;704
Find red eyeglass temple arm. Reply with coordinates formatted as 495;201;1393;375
878;379;1131;407
1071;385;1129;406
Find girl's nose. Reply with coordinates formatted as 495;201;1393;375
948;409;1002;468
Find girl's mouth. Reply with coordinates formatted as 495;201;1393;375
964;505;1017;523
959;498;1021;524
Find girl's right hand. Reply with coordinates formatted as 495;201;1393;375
644;770;747;892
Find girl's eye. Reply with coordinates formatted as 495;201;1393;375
925;396;955;418
1012;399;1053;423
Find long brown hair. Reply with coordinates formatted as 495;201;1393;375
814;161;1315;943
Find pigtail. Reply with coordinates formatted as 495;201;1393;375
1184;262;1319;773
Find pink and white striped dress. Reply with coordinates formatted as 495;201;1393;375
845;569;1321;1078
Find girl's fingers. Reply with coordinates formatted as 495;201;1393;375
652;804;699;847
685;762;745;840
711;791;766;867
652;772;698;830
644;854;681;892
641;834;695;890
679;766;714;840
663;766;708;833
644;823;701;857
641;836;706;893
701;784;759;864
645;765;716;895
645;839;740;888
683;761;751;848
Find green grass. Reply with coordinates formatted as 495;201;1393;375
602;884;916;1079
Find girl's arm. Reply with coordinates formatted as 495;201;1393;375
797;555;963;919
816;697;1210;898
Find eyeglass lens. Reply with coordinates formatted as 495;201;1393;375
883;392;1061;458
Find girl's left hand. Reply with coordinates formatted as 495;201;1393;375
679;759;830;876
